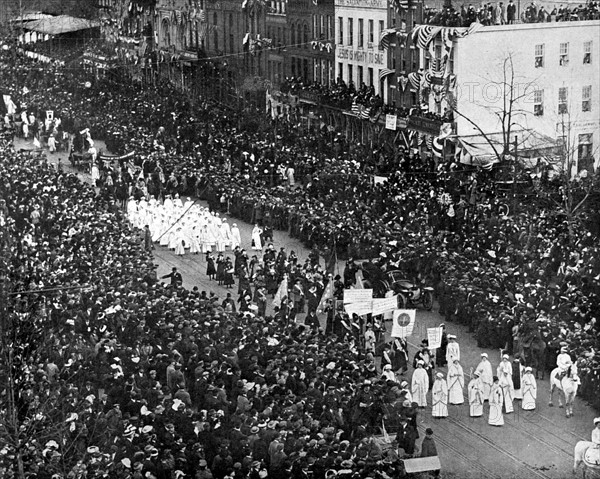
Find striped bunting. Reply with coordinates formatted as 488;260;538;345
379;68;395;82
351;102;370;120
407;71;421;90
432;136;444;157
391;0;409;13
379;28;398;50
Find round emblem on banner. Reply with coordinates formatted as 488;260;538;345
396;313;411;327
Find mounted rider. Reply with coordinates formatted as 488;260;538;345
556;346;579;381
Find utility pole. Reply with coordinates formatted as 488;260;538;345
512;135;517;214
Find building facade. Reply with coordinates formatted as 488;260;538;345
285;0;335;85
334;0;388;97
416;20;599;169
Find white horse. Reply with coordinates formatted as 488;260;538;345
548;367;579;417
573;441;600;478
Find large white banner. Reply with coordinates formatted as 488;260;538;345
391;309;416;338
372;295;398;316
427;327;444;349
345;301;373;317
343;289;373;304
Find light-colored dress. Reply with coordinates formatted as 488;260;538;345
488;384;504;426
411;367;429;407
432;379;449;418
475;359;494;401
468;378;484;417
521;373;537;410
251;226;263;250
447;362;465;405
497;360;514;413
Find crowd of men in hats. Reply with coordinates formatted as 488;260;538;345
1;42;600;476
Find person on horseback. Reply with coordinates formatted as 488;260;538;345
556;346;572;378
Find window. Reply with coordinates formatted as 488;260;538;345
348;19;353;46
534;44;544;68
582;85;592;112
338;17;343;45
338;62;343;81
533;90;544;116
368;67;373;86
348;64;353;85
358;19;364;48
304;23;309;48
313;15;318;39
368;19;374;45
559;42;569;65
558;87;568;114
328;16;333;41
378;20;384;50
213;13;218;51
578;134;593;164
584;41;592;64
358;65;363;86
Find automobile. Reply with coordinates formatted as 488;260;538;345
386;270;434;311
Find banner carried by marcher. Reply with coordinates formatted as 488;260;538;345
372;295;398;316
345;302;373;317
391;309;416;338
427;327;443;349
273;275;288;308
343;289;373;304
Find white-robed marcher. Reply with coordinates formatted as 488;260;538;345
497;354;514;413
251;224;263;250
521;367;537;410
488;378;504;426
446;335;460;364
468;372;484;417
475;353;494;401
381;364;395;382
231;223;242;249
447;359;465;405
399;381;412;403
512;358;525;400
216;223;229;252
173;228;186;256
411;360;429;407
126;197;137;222
432;373;449;418
187;225;201;254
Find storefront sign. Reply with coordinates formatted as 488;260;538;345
408;115;442;136
337;47;385;66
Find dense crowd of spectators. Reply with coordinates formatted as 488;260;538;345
1;47;599;477
425;0;599;26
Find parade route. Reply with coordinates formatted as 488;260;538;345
15;136;598;479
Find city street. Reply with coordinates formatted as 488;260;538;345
16;136;598;479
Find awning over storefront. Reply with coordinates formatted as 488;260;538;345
23;15;99;36
458;130;559;166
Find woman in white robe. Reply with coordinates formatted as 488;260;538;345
468;372;484;417
188;225;201;254
475;353;493;401
411;360;429;408
91;163;100;186
521;367;537;410
216;224;228;252
432;373;449;418
488;377;504;426
231;223;242;249
447;360;465;405
174;228;186;256
199;224;212;253
251;224;263;250
126;198;137;223
497;355;514;413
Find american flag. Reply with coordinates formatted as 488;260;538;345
379;68;395;82
351;102;369;120
379;28;397;50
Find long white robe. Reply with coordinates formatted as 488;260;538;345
251;226;263;250
447;362;465;405
231;226;242;249
521;373;537;410
468;377;484;417
497;360;514;413
475;359;493;401
512;363;525;400
411;368;429;407
488;384;504;426
432;379;448;417
446;341;460;364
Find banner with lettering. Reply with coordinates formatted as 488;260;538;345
372;295;398;315
385;114;397;130
391;309;416;338
343;289;373;304
427;327;443;349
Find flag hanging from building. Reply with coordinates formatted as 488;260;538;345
351;102;370;120
379;68;395;82
379;28;397;49
391;309;416;338
273;275;288;308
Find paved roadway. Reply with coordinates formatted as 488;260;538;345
16;137;598;479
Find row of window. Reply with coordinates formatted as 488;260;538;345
534;41;592;67
533;86;593;116
338;18;386;49
338;62;383;88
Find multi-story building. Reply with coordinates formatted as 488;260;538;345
385;2;423;108
286;0;334;85
457;21;598;170
334;0;388;97
265;0;286;87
